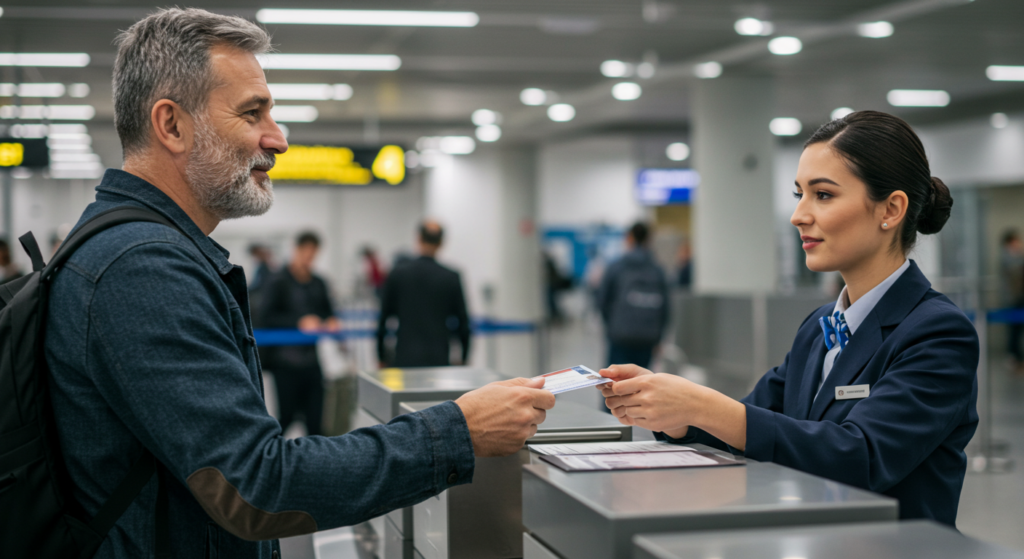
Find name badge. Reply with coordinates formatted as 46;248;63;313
835;384;869;400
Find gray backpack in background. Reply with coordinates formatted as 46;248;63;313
606;261;667;346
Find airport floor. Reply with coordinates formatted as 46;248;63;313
277;298;1024;558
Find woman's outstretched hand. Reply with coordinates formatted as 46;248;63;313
597;363;747;449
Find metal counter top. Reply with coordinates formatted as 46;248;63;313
358;366;509;422
632;520;1024;559
523;454;897;559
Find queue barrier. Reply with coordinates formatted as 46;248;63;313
253;317;536;347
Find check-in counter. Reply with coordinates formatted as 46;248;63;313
632;520;1024;559
410;400;632;559
356;367;511;559
522;449;898;559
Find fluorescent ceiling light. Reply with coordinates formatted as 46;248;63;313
768;37;802;55
48;133;92;145
0;105;95;120
886;89;950;107
611;82;642;101
471;109;499;126
665;142;690;161
259;54;401;71
68;83;90;98
831;107;855;120
693;61;722;79
600;60;633;78
270;105;319;122
520;88;547;106
475;124;501;142
857;21;893;38
991;113;1009;129
439;136;475;155
256;9;479;27
547;103;575;122
50;124;88;134
267;83;353;100
636;62;656;79
9;124;49;138
0;83;65;97
734;17;774;36
0;53;90;67
50;152;101;163
770;117;803;136
986;65;1024;81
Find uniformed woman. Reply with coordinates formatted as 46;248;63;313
600;110;977;526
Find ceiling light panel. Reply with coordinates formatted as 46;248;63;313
0;105;95;120
693;62;722;79
268;83;353;100
270;105;319;122
611;82;642;101
0;53;90;67
520;88;547;106
0;83;65;97
547;103;575;122
886;89;950;107
734;18;773;36
259;54;401;71
768;37;802;55
601;60;633;78
987;65;1024;81
770;118;803;136
857;21;893;38
256;9;479;27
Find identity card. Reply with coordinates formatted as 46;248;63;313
534;365;612;394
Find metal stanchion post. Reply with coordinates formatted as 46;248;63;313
969;290;1014;473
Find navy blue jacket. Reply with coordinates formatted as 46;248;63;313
669;261;978;526
45;170;476;558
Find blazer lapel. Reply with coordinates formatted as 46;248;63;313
797;330;829;420
809;313;882;420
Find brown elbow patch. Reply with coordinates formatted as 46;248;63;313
186;467;317;541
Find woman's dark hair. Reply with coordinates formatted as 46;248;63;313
805;110;953;253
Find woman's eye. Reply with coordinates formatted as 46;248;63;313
792;191;802;199
816;191;833;200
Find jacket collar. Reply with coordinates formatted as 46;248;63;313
95;169;235;276
807;260;932;420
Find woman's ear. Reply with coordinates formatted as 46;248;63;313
881;190;909;230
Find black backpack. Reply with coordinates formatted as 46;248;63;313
606;259;668;346
0;207;172;558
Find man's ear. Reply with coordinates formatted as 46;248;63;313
150;99;193;155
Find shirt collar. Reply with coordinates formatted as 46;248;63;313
834;259;910;335
95;168;235;275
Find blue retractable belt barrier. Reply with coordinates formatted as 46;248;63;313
253;316;536;347
987;307;1024;324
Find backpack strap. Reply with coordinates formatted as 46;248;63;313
42;206;179;282
17;232;46;272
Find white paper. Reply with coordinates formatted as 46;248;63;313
529;441;697;456
534;365;611;394
558;452;717;470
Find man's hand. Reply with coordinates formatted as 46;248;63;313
455;377;556;457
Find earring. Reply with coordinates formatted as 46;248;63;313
882;223;889;228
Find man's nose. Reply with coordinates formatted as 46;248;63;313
262;121;289;154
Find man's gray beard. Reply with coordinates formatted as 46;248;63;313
185;117;275;220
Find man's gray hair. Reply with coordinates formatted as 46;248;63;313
113;8;271;157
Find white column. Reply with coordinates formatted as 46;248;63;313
692;77;777;294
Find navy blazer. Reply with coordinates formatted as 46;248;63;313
672;261;979;526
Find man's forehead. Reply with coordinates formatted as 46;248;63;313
208;44;270;97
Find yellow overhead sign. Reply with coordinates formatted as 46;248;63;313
268;144;406;185
0;142;24;167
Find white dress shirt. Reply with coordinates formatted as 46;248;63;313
816;259;911;398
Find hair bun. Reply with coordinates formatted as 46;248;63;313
917;177;953;235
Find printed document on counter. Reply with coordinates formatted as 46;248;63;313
529;441;698;456
540;450;742;472
534;365;611;394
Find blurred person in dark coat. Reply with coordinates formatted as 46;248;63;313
377;220;471;367
260;231;339;434
0;238;23;285
1001;229;1024;373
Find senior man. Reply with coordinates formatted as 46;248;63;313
44;8;554;558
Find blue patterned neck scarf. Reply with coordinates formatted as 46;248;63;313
819;310;850;352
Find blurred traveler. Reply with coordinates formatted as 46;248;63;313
42;9;553;558
1000;229;1024;371
260;231;339;436
601;111;976;527
0;238;22;285
676;240;693;288
247;242;274;293
377;220;472;367
360;245;387;299
598;222;671;372
544;250;572;322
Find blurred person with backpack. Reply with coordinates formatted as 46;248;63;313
598;222;670;379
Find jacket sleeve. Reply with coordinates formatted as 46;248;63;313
88;242;475;540
452;272;472;364
743;305;978;494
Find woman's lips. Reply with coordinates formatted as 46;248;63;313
801;235;823;250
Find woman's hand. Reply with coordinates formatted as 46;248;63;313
598;364;747;450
